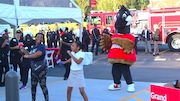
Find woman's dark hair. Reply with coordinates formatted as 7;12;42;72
35;33;44;43
75;41;85;50
83;27;86;31
60;28;63;32
35;33;43;37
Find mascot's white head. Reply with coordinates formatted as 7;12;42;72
115;5;132;34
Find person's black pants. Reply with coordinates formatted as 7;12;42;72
134;37;138;54
83;38;89;52
0;63;9;84
13;63;23;81
12;64;19;72
21;66;29;85
52;40;57;48
91;39;99;55
63;63;71;78
84;42;89;52
112;63;133;85
47;40;52;48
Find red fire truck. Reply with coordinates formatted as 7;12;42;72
87;7;180;51
140;7;180;51
87;11;116;35
87;10;137;35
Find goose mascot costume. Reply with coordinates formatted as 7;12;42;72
100;5;136;92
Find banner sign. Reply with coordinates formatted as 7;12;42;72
150;84;180;101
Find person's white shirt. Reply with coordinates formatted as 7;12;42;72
70;50;85;70
75;28;80;38
130;27;139;37
144;29;147;39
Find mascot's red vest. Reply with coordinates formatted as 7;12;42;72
108;34;136;65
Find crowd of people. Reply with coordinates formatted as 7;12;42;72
0;30;49;101
0;21;161;101
130;24;160;56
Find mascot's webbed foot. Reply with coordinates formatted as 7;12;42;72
108;83;121;91
100;34;112;52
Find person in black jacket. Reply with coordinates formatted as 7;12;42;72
19;34;35;89
10;30;23;72
82;27;90;52
141;25;152;54
58;27;73;80
0;31;9;86
52;30;58;48
46;29;53;48
91;24;100;56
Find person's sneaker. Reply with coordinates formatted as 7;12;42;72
19;85;27;89
108;83;121;91
127;84;135;92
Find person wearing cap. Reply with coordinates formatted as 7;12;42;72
9;30;24;80
0;30;10;86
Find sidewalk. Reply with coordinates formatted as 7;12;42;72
0;76;154;101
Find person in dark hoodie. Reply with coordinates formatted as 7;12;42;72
82;27;90;52
19;34;35;89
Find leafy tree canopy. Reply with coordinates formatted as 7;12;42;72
74;0;149;20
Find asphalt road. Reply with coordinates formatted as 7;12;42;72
47;44;180;83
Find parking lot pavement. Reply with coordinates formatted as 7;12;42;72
0;76;155;101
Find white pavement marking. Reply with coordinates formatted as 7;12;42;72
176;58;180;61
154;56;166;61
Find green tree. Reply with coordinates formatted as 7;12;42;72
96;0;126;11
140;0;149;9
74;0;90;19
126;0;149;10
126;0;136;9
74;0;149;21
